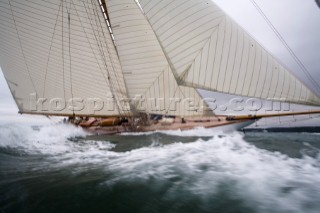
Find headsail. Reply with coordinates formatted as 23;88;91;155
0;0;130;116
138;0;320;106
105;0;214;116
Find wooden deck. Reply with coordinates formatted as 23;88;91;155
84;116;253;135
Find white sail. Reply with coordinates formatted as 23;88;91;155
0;0;130;116
138;0;320;106
106;0;213;116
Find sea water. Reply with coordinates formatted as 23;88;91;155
1;123;320;213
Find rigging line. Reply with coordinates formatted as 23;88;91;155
7;0;38;95
278;67;285;99
94;0;130;114
83;2;114;81
233;28;245;94
249;0;320;95
80;0;115;88
227;21;239;93
240;36;253;95
92;1;124;111
98;0;116;47
0;2;104;29
267;60;276;98
2;7;111;39
164;83;200;116
247;41;259;97
260;55;270;98
177;85;201;115
67;1;75;116
165;80;181;115
61;0;66;103
162;70;166;110
42;1;62;98
153;73;157;112
285;74;293;103
70;0;113;85
101;2;134;114
96;0;125;96
221;18;234;92
84;0;124;115
253;45;263;97
82;1;117;92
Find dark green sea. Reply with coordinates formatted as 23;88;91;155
1;123;320;213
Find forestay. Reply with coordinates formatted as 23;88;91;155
138;0;320;106
0;0;130;116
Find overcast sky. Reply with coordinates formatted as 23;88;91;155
1;0;320;125
214;0;320;94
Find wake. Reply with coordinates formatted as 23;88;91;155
1;123;320;213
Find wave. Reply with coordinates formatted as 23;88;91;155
1;123;320;212
102;136;320;213
55;132;320;213
121;127;230;137
0;123;88;155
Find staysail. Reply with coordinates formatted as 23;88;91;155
138;0;320;106
0;0;130;116
105;0;214;116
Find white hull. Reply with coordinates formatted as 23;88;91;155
207;120;255;133
85;116;256;135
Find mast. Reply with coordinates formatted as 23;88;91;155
105;0;214;117
0;0;131;117
138;0;320;107
98;0;116;46
1;0;319;121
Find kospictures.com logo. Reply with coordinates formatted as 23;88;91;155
29;93;291;114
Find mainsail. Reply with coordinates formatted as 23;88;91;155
105;0;213;116
1;0;320;120
138;0;320;106
0;0;130;116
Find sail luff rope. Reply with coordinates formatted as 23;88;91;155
134;0;215;117
67;0;75;116
69;0;113;99
94;1;127;103
74;0;123;116
42;1;63;98
101;0;140;119
83;0;126;116
85;0;121;114
61;0;66;103
93;0;128;115
98;0;116;47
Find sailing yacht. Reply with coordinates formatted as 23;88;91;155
0;0;319;134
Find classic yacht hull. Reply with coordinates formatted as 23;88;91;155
82;116;256;135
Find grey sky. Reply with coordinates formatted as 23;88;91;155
214;0;320;95
0;70;17;114
1;0;320;125
0;71;53;124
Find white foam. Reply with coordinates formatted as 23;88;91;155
100;135;320;213
57;133;320;212
121;127;228;137
1;123;320;212
0;123;88;154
